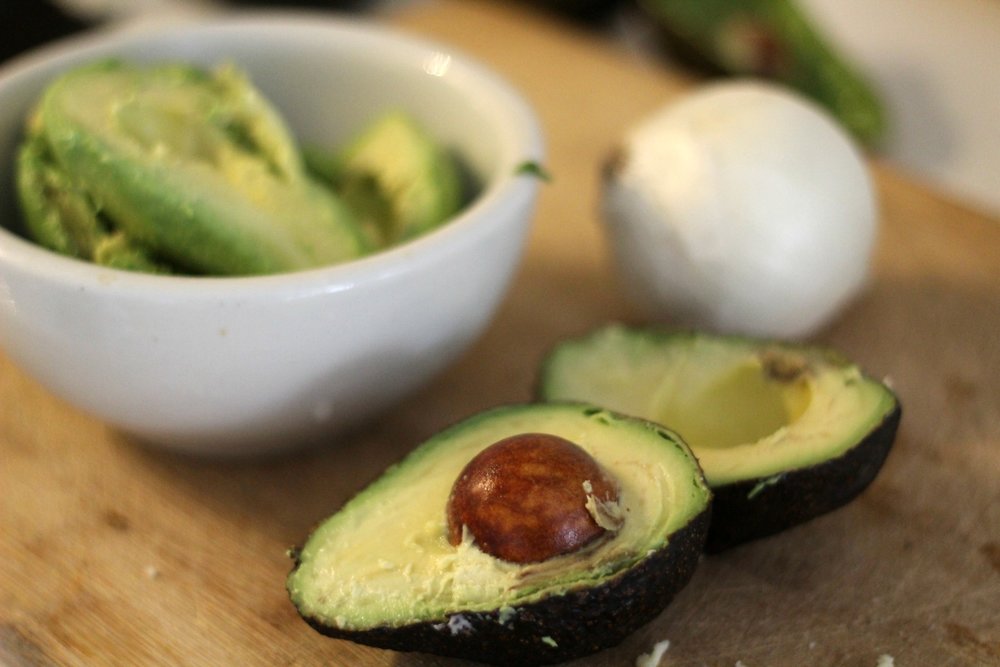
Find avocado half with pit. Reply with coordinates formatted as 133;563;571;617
538;325;901;552
287;402;711;666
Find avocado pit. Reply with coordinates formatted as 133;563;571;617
446;433;622;563
286;403;712;665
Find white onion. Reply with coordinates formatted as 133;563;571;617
602;80;878;339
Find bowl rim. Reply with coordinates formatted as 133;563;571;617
0;10;545;299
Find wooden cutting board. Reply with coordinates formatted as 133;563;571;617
2;1;998;665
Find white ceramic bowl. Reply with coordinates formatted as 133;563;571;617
0;13;544;456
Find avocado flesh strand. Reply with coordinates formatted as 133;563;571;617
287;402;710;661
26;60;369;276
538;325;901;550
92;232;172;273
639;0;886;146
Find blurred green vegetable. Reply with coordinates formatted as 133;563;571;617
638;0;886;147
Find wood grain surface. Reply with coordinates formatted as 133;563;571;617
2;1;999;666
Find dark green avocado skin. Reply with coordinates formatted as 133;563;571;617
294;508;710;666
706;400;901;553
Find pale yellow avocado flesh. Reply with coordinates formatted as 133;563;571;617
540;325;897;487
287;404;709;631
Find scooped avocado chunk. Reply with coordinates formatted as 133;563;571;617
538;325;901;552
286;403;711;665
331;110;464;246
16;59;371;275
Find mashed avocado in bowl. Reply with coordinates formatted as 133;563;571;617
15;59;464;276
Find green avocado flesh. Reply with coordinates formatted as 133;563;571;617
287;403;711;665
538;325;901;550
15;60;463;275
333;110;464;246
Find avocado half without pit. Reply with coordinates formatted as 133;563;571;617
287;403;711;665
538;324;901;552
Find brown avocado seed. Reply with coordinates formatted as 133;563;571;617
446;433;621;563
